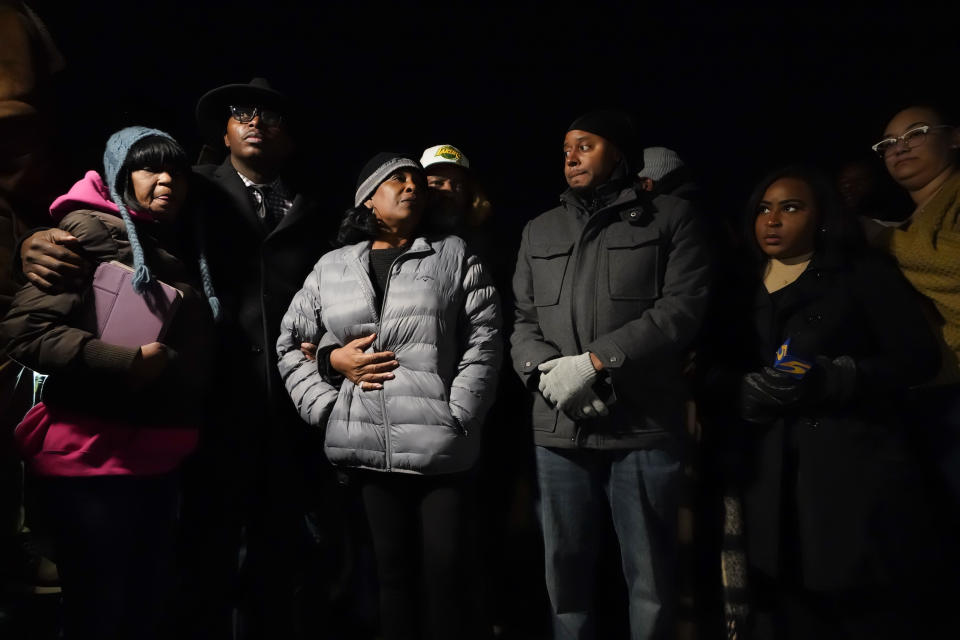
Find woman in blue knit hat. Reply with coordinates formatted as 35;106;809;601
0;126;220;639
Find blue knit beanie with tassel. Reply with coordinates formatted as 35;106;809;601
103;126;222;321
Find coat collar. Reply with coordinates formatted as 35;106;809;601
751;250;847;312
560;182;651;223
808;249;844;273
211;156;262;233
211;156;312;239
346;236;436;263
343;236;437;322
271;192;313;237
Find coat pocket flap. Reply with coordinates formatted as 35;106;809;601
529;242;574;259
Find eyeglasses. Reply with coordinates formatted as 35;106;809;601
229;105;283;127
871;124;953;157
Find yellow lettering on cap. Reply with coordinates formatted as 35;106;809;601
435;146;462;162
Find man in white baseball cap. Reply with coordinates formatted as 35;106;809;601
420;144;474;231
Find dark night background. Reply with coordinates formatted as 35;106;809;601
6;2;960;637
26;2;960;241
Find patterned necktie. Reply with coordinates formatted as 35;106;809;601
248;185;283;231
262;186;287;227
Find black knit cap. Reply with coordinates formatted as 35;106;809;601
567;109;641;168
354;152;423;207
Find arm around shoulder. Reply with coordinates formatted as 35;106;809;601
2;212;137;376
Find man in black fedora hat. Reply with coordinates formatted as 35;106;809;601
178;77;340;640
195;77;296;194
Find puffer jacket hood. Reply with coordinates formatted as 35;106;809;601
277;234;501;474
49;170;121;222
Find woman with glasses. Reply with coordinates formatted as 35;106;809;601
701;165;945;638
276;152;501;640
870;105;960;501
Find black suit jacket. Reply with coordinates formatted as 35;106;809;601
192;157;337;483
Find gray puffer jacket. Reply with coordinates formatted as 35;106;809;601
277;235;501;475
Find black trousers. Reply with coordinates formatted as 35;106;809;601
175;448;314;640
0;361;33;539
36;473;179;640
360;470;480;640
749;577;951;640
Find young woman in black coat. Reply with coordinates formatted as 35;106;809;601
703;166;947;639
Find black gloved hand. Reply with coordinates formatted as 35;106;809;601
739;367;805;424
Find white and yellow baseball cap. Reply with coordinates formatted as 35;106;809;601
420;144;470;170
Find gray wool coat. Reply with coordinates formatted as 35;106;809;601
511;183;711;449
276;235;501;475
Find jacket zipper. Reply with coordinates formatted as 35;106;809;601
591;229;603;344
568;226;586;355
375;252;407;472
568;204;621;353
566;202;622;448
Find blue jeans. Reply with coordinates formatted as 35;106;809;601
535;444;683;640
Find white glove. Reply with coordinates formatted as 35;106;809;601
538;353;600;413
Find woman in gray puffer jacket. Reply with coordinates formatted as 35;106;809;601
276;152;500;640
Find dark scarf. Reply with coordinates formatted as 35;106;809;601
566;158;637;214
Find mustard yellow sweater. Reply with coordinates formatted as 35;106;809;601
885;170;960;386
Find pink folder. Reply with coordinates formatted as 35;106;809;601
91;261;183;348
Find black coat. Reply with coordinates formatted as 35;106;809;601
192;158;338;485
707;250;942;591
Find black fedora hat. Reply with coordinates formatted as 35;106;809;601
195;77;292;143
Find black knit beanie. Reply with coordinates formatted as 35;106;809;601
567;109;641;170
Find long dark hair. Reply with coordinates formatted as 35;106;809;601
336;205;381;245
119;135;191;213
743;164;865;270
